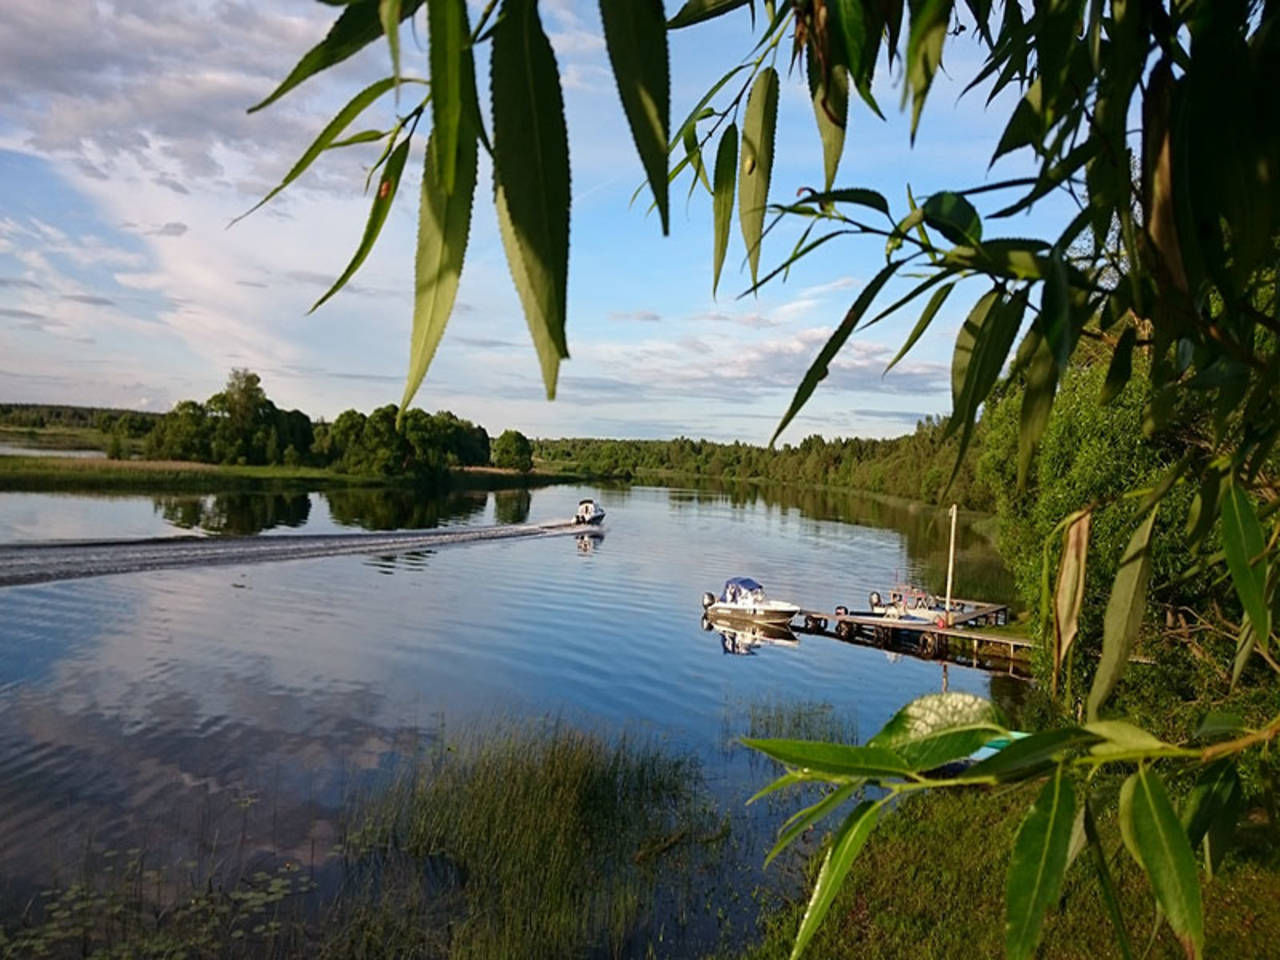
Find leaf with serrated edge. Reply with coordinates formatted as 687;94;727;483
491;0;571;399
399;91;478;415
739;68;779;286
1087;508;1158;719
310;137;410;313
1127;768;1204;959
602;0;669;234
235;77;399;224
1005;768;1075;960
428;0;467;193
712;125;738;296
790;800;881;959
868;693;1007;771
251;1;424;112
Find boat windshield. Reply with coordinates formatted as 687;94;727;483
720;577;765;603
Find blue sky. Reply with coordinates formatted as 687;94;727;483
0;0;1071;442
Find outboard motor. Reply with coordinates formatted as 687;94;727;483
701;592;716;609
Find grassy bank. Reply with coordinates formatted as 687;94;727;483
726;786;1280;960
0;725;727;959
0;425;121;454
0;455;580;495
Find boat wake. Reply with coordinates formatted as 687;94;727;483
0;521;587;588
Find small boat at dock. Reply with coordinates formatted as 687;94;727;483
701;577;799;626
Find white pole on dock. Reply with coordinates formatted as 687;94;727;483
945;503;957;627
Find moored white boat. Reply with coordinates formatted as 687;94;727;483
701;577;799;626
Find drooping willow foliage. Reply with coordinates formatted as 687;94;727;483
249;2;1280;957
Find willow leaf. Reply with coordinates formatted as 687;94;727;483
740;738;911;778
310;137;410;313
1087;507;1158;719
884;281;955;373
251;0;424;112
1018;327;1058;488
712;125;738;296
668;0;751;29
491;0;571;399
379;0;402;85
791;800;881;960
399;96;478;415
739;67;779;286
428;0;468;192
766;782;858;867
806;54;848;192
905;0;952;140
770;259;905;445
601;0;669;234
1221;482;1270;642
1005;768;1075;960
1126;768;1204;959
235;77;399;224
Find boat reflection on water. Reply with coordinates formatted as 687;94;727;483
575;531;604;554
701;614;799;656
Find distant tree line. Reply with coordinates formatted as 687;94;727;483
143;369;491;480
534;417;993;511
0;403;158;435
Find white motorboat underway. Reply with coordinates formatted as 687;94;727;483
701;577;799;626
573;498;606;526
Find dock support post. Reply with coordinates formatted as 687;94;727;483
945;503;957;627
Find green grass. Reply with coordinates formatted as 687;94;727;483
1;724;727;959
0;425;133;454
723;785;1280;960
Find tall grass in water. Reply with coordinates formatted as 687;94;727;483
345;722;723;959
0;723;725;959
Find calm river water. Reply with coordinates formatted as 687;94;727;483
0;482;1023;934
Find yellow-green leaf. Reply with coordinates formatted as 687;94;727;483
739;67;779;286
428;0;468;193
712;124;738;296
1087;507;1158;719
601;0;669;234
791;800;881;959
806;55;848;192
1005;768;1075;960
1053;509;1091;694
1124;768;1204;959
399;124;478;415
379;0;403;85
491;0;571;399
310;136;411;313
905;0;952;140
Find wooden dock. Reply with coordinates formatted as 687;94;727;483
791;599;1031;676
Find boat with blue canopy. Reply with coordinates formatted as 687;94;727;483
700;577;800;626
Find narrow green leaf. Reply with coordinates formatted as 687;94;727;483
234;77;399;224
905;0;952;141
428;0;468;193
1052;509;1090;695
867;692;1007;770
827;0;882;117
922;191;983;245
491;0;571;399
748;770;807;805
770;259;905;445
739;67;779;286
791;800;881;959
1085;800;1135;960
1221;483;1270;642
1101;325;1136;404
949;288;1025;478
685;128;711;196
669;64;750;151
251;0;424;112
328;128;391;149
1084;720;1170;758
667;0;751;28
1193;711;1244;742
951;292;996;422
740;738;912;779
884;281;955;373
602;0;670;234
1087;507;1158;720
1126;768;1205;959
712;124;738;296
379;0;403;85
310;137;411;313
796;188;890;217
399;112;478;415
766;782;857;867
1018;327;1058;488
1005;768;1076;960
806;55;848;192
1182;759;1243;876
967;727;1101;781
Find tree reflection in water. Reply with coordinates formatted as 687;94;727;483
323;488;487;531
154;492;311;536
